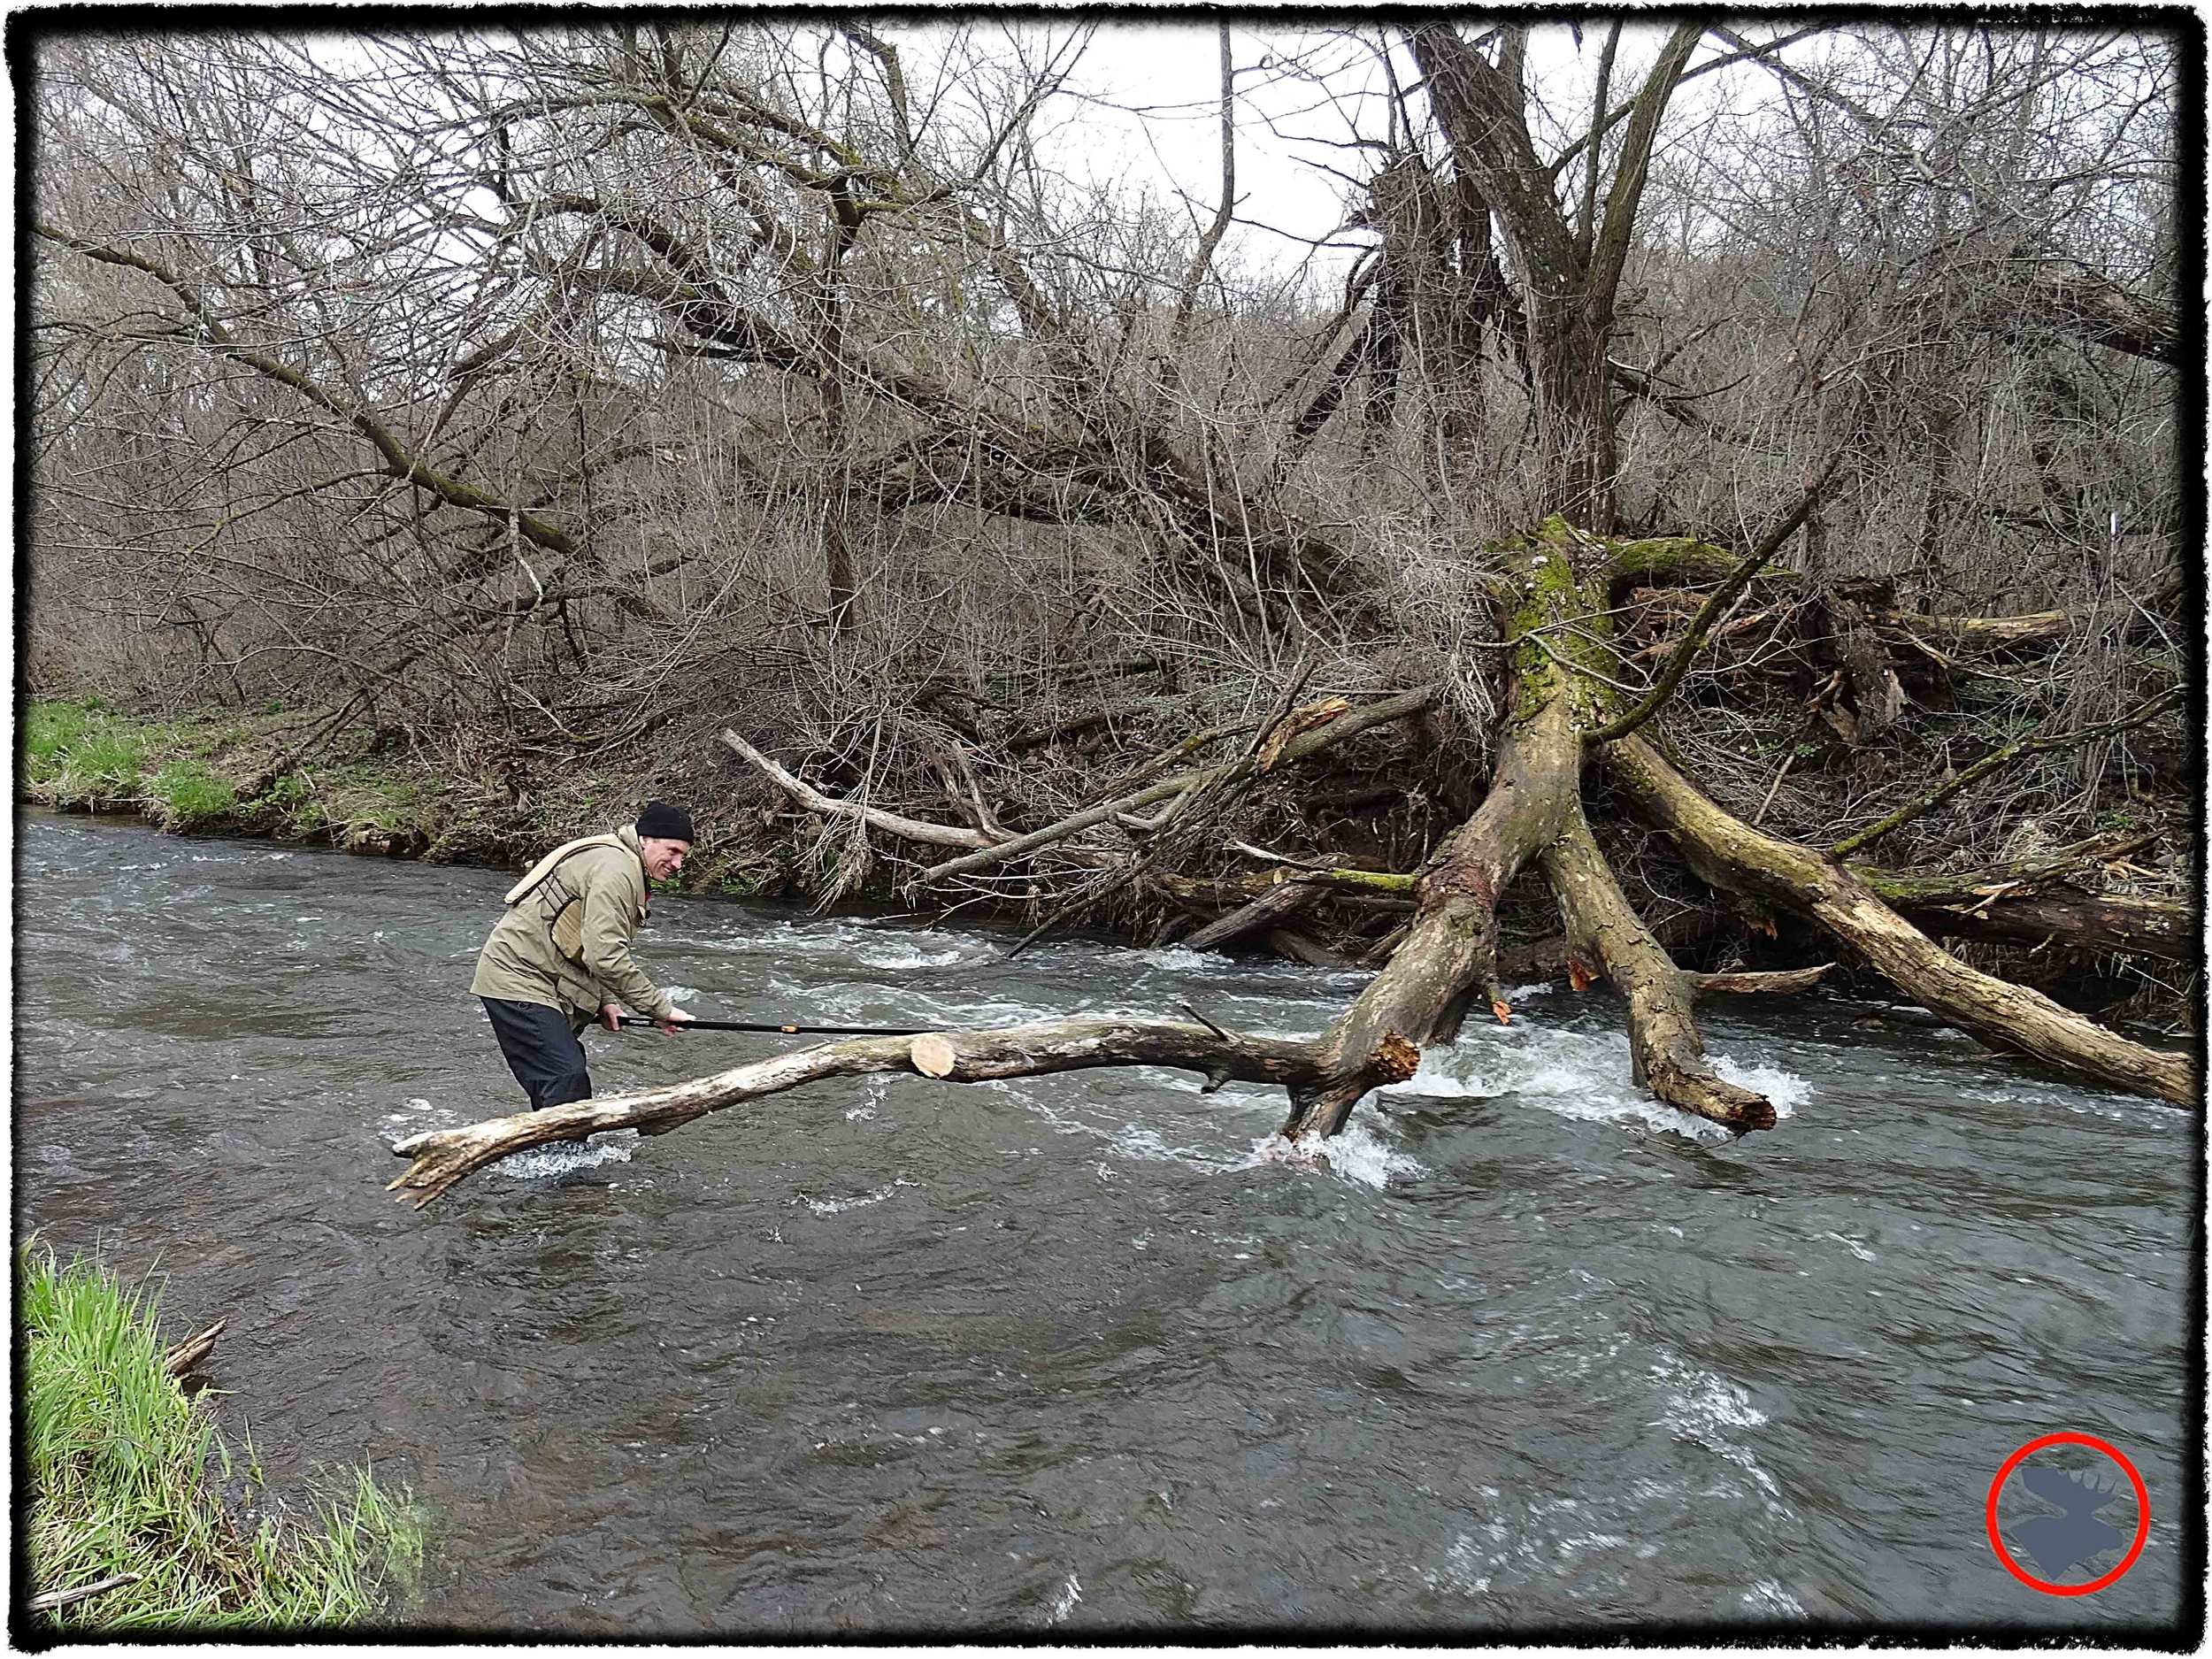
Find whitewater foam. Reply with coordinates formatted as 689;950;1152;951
800;1184;897;1215
1709;1050;1812;1116
493;1129;640;1180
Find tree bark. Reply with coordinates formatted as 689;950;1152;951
1604;735;2196;1104
388;1017;1330;1208
1542;808;1778;1131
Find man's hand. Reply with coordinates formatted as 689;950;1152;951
657;1006;695;1036
601;1002;627;1033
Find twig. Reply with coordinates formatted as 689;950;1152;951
1583;451;1844;747
1830;687;2182;859
1751;751;1795;827
30;1573;142;1613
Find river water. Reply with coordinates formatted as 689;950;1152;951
12;810;2200;1636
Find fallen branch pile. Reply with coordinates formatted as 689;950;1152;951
391;518;2195;1210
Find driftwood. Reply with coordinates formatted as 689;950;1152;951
162;1317;227;1379
1689;964;1834;997
389;1017;1350;1208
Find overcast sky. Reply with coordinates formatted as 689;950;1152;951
961;19;1679;302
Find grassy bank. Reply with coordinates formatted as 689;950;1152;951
19;1242;424;1632
18;695;793;899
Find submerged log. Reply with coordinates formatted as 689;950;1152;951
1604;734;2195;1105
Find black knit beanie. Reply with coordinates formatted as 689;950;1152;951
635;801;695;842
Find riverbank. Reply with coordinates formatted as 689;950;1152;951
18;1243;423;1632
17;693;2195;1037
18;696;795;900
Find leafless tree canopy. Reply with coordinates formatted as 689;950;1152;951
27;22;2195;1178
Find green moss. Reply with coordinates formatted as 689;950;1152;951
1311;865;1415;894
1498;519;1620;727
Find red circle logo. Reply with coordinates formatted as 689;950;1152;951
1985;1432;2150;1595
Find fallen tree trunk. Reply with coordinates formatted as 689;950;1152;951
1276;527;1609;1142
1603;734;2196;1105
1884;889;2194;964
1180;875;1322;949
1541;807;1778;1131
388;1017;1337;1208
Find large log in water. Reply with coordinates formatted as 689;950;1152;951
1604;734;2197;1106
1275;694;1581;1141
1541;807;1776;1132
388;1018;1336;1208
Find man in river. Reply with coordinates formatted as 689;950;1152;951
472;801;697;1110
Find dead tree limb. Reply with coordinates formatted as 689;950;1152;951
1689;964;1835;997
1830;687;2182;858
388;1017;1333;1208
721;728;1000;850
1583;451;1842;746
162;1317;227;1379
1604;734;2196;1105
1541;806;1778;1132
911;687;1432;889
1884;890;2193;964
1180;874;1323;949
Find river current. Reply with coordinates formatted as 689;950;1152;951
11;810;2200;1635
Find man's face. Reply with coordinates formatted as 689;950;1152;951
641;836;690;881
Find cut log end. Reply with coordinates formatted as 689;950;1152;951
908;1033;957;1077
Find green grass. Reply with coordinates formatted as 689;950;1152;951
20;1242;425;1632
320;765;421;835
149;760;239;825
22;699;150;802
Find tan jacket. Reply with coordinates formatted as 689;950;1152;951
471;825;675;1025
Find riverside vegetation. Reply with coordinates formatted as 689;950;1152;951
23;21;2197;1197
17;1243;423;1632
